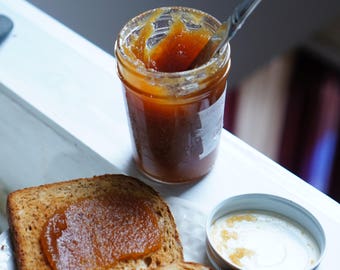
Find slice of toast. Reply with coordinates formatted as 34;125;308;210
7;174;183;270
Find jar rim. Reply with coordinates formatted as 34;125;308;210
115;6;231;79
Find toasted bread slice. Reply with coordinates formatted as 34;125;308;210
7;174;183;270
155;261;212;270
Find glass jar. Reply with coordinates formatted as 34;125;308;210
115;7;231;184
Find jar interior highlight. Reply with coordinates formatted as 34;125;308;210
116;7;230;183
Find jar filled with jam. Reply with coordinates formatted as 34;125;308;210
115;7;231;184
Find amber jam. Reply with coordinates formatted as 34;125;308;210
40;195;162;270
115;7;230;183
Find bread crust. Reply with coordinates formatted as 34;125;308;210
7;174;183;270
154;261;212;270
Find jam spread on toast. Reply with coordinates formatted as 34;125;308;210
40;194;162;269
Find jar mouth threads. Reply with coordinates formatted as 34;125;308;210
115;6;231;98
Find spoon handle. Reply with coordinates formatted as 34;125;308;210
190;0;261;68
227;0;262;41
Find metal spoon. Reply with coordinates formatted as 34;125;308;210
190;0;262;68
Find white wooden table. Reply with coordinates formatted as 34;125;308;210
0;0;339;269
